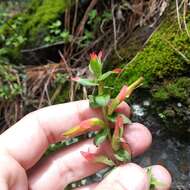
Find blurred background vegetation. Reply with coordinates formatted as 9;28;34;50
0;0;189;133
0;0;190;189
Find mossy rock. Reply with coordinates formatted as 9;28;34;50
151;77;190;134
23;0;74;44
111;14;190;87
0;0;74;63
152;77;190;103
106;12;190;96
106;12;190;134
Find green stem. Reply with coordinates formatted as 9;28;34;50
98;81;112;140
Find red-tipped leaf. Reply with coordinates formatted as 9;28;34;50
116;85;128;102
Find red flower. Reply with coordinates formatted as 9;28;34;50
90;52;98;61
90;51;103;62
116;85;128;102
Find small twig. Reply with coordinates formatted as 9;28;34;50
38;67;56;108
183;0;190;38
72;0;79;35
163;38;190;63
76;0;98;36
59;51;75;101
45;86;52;106
51;85;62;103
176;0;183;31
111;0;123;60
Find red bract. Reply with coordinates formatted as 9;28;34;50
62;119;94;138
98;51;103;60
63;118;105;138
113;115;123;138
80;150;96;162
90;51;103;62
120;138;132;155
112;68;123;74
71;77;80;81
90;52;98;61
116;85;128;102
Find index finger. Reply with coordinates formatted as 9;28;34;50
0;100;130;170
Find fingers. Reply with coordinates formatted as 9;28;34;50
95;163;149;190
74;165;172;190
0;100;130;169
148;165;172;190
28;123;152;189
74;183;98;190
125;123;152;156
0;155;28;190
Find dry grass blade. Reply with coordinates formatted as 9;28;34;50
59;51;75;101
76;0;98;36
183;0;190;38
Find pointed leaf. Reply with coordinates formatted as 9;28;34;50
89;94;110;108
112;115;123;151
116;85;128;102
94;128;108;146
121;114;132;125
114;149;131;162
72;77;98;86
107;113;132;125
80;151;96;162
95;155;115;166
89;52;102;78
63;118;105;138
107;98;120;115
95;94;110;107
89;95;98;108
98;71;114;81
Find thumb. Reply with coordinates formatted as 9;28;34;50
94;163;149;190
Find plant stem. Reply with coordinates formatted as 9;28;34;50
98;81;112;140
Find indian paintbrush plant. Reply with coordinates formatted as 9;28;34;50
62;51;163;189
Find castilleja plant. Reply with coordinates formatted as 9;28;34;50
63;51;144;166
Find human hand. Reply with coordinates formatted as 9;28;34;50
0;100;171;190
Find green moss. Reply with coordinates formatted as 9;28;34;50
153;77;190;103
119;15;190;85
0;63;23;100
105;14;190;98
0;0;74;46
0;0;74;64
24;0;73;40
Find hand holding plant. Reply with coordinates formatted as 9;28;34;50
64;51;144;166
61;51;171;189
0;52;171;190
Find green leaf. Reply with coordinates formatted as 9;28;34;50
107;98;120;115
74;78;98;86
114;149;131;162
94;128;108;146
95;94;110;107
147;167;165;190
89;95;98;108
98;71;114;81
95;155;115;166
89;94;110;108
111;136;120;152
89;59;102;78
107;113;132;125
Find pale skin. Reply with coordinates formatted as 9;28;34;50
0;100;172;190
